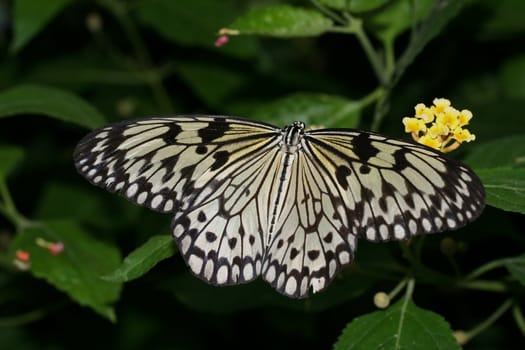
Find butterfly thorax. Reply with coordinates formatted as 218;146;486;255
280;121;305;153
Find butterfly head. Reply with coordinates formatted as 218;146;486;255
282;121;305;149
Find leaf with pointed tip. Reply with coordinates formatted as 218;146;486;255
0;146;24;181
10;0;72;53
103;235;176;283
228;5;333;37
334;298;460;350
0;85;106;129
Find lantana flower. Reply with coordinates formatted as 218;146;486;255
402;98;476;152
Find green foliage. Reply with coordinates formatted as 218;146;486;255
1;0;524;348
103;235;176;283
8;221;122;321
0;146;24;180
10;0;72;53
334;294;460;350
250;92;362;127
319;0;390;12
0;84;106;128
504;254;525;286
477;168;525;214
228;4;334;37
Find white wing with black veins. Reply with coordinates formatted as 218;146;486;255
74;115;485;298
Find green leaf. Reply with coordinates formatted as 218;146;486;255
249;92;362;128
0;84;106;129
464;135;525;169
367;0;433;44
477;168;525;214
500;54;525;100
10;0;72;53
103;235;176;283
134;0;258;58
227;4;333;37
393;0;470;85
0;146;24;180
504;254;525;286
334;298;460;350
8;221;122;321
319;0;390;12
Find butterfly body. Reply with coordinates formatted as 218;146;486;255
74;115;485;298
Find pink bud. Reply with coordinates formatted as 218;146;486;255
16;250;30;261
214;35;229;47
49;242;65;255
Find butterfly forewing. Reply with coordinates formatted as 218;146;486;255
74;115;485;299
303;130;485;242
74;116;278;214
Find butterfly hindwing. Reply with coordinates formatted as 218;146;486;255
261;150;356;298
172;137;282;286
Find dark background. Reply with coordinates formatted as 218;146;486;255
1;0;524;349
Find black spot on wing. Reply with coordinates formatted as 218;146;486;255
307;250;320;261
335;165;352;190
199;119;230;143
359;165;371;174
163;123;182;144
392;147;411;171
196;145;208;154
206;231;217;242
228;237;237;249
352;133;378;163
210;151;230;171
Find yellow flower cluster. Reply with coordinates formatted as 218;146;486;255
402;98;476;152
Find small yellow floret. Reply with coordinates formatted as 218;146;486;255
418;135;442;150
436;107;460;130
402;117;426;133
454;128;476;143
428;123;448;138
432;98;451;113
458;109;473;126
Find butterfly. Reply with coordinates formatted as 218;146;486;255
74;115;485;298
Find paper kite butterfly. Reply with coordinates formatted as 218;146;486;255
74;115;485;298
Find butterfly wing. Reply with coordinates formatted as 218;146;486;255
74;116;278;213
74;116;281;285
261;149;356;298
303;129;485;242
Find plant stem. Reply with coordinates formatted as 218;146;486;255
512;304;525;336
462;299;513;343
310;0;346;24
106;1;174;112
0;300;69;327
388;278;408;300
383;38;395;83
0;180;32;232
346;14;387;86
394;278;415;349
359;87;384;109
0;308;46;327
464;258;509;281
457;279;507;293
